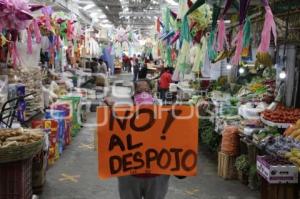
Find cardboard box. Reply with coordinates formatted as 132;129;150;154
257;156;298;184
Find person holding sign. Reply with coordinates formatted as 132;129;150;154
98;80;199;199
117;79;171;199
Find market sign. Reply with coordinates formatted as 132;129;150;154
97;105;198;179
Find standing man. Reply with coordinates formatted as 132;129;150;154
133;58;140;82
159;67;172;103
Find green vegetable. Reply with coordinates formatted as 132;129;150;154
235;155;250;173
199;119;220;152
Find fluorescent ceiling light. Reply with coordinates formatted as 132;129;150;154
165;0;178;6
83;4;95;10
102;24;113;28
90;12;98;18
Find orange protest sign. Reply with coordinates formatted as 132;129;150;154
97;105;198;179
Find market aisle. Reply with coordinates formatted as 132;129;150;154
40;84;259;199
40;111;259;199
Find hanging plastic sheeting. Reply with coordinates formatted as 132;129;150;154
231;0;251;65
217;0;233;51
257;1;277;53
243;17;251;48
207;4;220;61
177;15;191;72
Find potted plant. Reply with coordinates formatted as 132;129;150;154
235;155;250;185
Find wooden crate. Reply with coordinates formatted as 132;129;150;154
261;178;298;199
218;152;237;180
240;138;257;165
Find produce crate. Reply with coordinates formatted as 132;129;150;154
218;152;237;180
261;178;298;199
257;156;298;184
0;158;32;199
240;138;257;165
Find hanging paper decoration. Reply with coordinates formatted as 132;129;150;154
0;0;43;31
192;43;201;73
0;34;9;47
242;17;251;48
178;0;188;19
33;19;42;43
27;24;33;54
163;7;171;33
156;17;161;32
217;0;233;51
42;6;53;32
231;0;251;65
231;26;244;65
186;0;205;16
187;0;193;8
171;31;180;45
177;15;191;72
217;19;225;51
189;4;212;32
166;45;172;67
257;1;276;53
207;4;220;61
67;20;75;41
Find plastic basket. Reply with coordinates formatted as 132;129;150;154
0;158;33;199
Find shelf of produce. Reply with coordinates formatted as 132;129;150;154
260;115;291;129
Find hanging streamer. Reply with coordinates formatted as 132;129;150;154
27;27;33;54
207;4;220;61
166;46;172;67
186;0;205;16
217;19;225;51
217;0;233;51
33;19;42;43
231;0;251;65
231;26;244;65
243;17;251;48
179;0;188;19
156;17;161;32
177;15;191;72
257;5;277;52
163;7;171;32
42;6;53;31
